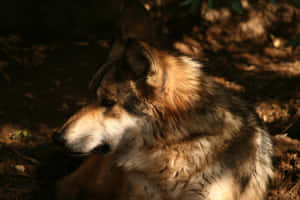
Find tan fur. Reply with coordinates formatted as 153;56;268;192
56;154;124;200
157;55;202;115
54;40;273;200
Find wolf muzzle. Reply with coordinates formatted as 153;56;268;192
52;132;111;155
52;132;66;146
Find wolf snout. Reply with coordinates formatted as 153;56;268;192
52;132;66;146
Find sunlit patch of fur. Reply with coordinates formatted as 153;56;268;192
161;55;201;113
239;128;273;200
206;172;237;200
60;105;141;153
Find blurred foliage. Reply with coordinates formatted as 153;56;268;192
285;34;300;49
180;0;200;6
230;0;243;14
10;130;31;140
294;0;300;7
180;0;242;14
180;0;300;48
181;0;300;14
271;0;300;6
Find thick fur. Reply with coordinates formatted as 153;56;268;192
55;40;273;200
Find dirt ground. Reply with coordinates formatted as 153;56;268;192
0;1;300;199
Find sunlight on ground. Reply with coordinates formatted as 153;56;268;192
0;124;23;144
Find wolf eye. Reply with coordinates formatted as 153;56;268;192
100;98;116;108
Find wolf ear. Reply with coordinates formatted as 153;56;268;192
125;40;158;79
125;40;167;90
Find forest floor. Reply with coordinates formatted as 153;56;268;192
0;1;300;199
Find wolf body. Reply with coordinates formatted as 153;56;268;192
54;40;273;200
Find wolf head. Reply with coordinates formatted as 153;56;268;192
53;39;202;155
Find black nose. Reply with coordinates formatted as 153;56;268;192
52;133;66;146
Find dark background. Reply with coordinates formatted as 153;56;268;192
0;0;300;199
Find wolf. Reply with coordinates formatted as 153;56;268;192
53;38;273;200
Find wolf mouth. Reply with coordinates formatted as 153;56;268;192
91;143;111;154
66;143;111;157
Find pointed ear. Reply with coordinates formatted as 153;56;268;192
89;40;126;91
125;40;167;90
125;40;157;78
